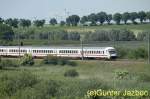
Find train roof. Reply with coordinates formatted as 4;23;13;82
0;46;115;50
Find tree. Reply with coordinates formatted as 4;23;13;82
0;24;14;41
106;14;112;25
0;17;4;24
97;12;107;25
68;32;80;40
66;15;80;26
118;29;136;41
130;12;138;24
50;18;57;25
113;13;122;25
20;19;31;28
138;11;146;23
87;13;97;26
122;12;130;24
33;19;45;27
5;18;19;28
60;21;65;26
80;16;88;24
146;11;150;22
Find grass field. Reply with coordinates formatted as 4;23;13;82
0;59;150;99
1;24;150;99
14;24;150;34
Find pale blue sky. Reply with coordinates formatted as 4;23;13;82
0;0;150;21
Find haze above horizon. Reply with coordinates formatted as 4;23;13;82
0;0;150;21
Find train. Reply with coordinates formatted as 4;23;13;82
0;46;117;59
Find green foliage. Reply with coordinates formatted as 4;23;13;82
97;12;107;25
43;55;77;66
60;21;66;26
137;31;148;41
130;12;138;24
84;29;136;41
43;55;58;65
138;73;150;82
58;79;110;98
5;18;19;28
68;32;80;40
80;16;88;24
0;17;4;24
116;47;128;58
50;18;57;25
115;70;129;79
106;14;112;24
0;71;38;96
138;11;146;23
66;15;80;26
19;19;31;28
87;13;97;26
113;13;122;25
33;19;45;27
0;24;14;41
21;54;34;66
122;12;130;24
64;69;79;77
146;11;150;21
128;47;148;59
0;59;18;69
11;79;60;99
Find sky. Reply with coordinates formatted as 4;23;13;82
0;0;150;21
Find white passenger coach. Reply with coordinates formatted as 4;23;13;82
0;46;117;59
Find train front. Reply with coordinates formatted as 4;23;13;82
106;47;117;59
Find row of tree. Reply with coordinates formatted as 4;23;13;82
72;11;150;26
0;18;46;28
0;11;150;27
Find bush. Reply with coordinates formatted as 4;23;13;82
138;73;150;82
66;61;77;67
57;58;67;65
21;54;34;66
43;55;58;65
128;47;147;59
116;47;130;58
115;70;130;79
12;80;60;99
58;79;110;98
64;69;79;77
43;55;77;66
0;59;18;69
0;71;38;96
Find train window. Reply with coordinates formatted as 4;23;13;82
103;51;104;54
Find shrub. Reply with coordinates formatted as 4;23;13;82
0;59;18;69
64;69;79;77
43;56;77;66
43;55;58;65
34;80;60;98
128;48;147;59
21;54;34;66
58;79;110;98
116;47;128;58
138;73;150;82
57;58;67;65
115;70;129;79
0;71;38;96
11;80;60;99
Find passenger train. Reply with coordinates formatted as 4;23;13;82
0;46;117;59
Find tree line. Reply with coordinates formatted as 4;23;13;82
0;11;150;28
